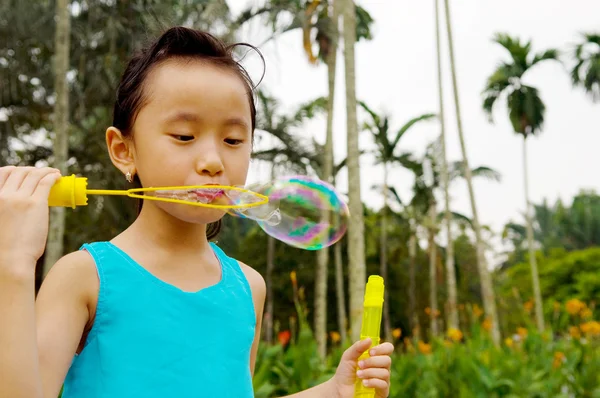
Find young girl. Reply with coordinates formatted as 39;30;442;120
0;27;393;398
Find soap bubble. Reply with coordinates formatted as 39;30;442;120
235;175;349;250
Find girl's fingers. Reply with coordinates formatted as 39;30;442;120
369;342;394;356
358;355;391;369
1;166;33;192
356;367;390;382
360;377;389;390
0;166;16;190
19;168;59;197
32;171;62;200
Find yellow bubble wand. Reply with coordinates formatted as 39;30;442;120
48;175;269;210
355;275;385;398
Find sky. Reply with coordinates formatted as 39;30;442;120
229;0;600;264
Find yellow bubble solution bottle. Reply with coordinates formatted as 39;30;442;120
354;275;385;398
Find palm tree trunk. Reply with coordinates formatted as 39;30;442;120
43;0;71;277
314;0;340;359
443;0;500;345
342;0;367;342
380;164;392;342
408;223;419;338
523;136;545;332
264;165;277;344
435;0;458;331
428;201;439;336
334;238;348;343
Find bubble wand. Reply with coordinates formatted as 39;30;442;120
355;275;385;398
47;174;268;210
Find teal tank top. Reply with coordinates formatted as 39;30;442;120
61;241;256;398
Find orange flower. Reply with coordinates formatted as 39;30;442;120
443;340;453;348
290;271;297;287
482;317;492;331
552;351;566;369
524;300;534;313
424;307;431;315
581;308;593;320
392;328;402;340
504;337;514;347
278;330;291;346
433;309;441;318
329;331;341;343
447;328;463;342
569;326;581;339
417;341;432;355
473;304;484;318
517;327;528;339
566;299;586;316
404;337;415;353
580;321;600;336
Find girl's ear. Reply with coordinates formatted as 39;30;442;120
106;126;136;177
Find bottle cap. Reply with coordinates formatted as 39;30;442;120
48;175;89;208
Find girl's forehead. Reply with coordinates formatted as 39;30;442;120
137;61;252;124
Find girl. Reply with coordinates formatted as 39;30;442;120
0;27;393;398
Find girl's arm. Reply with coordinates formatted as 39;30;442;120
0;252;95;398
36;252;98;397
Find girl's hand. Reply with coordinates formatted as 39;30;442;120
0;166;61;275
332;338;394;398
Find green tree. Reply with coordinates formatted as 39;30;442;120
443;0;501;345
43;0;71;277
571;33;600;102
483;33;559;332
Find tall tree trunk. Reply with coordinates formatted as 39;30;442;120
408;223;419;338
264;165;277;344
44;0;71;277
380;164;392;342
428;200;439;336
314;0;340;359
342;0;367;342
334;237;348;343
523;136;544;332
435;0;458;331
443;0;500;345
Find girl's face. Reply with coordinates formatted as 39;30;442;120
110;59;253;224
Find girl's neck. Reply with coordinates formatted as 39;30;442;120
125;202;211;255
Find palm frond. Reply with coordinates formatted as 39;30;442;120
391;113;436;149
530;48;559;67
471;166;502;182
507;84;545;137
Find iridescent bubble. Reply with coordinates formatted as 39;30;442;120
238;175;349;250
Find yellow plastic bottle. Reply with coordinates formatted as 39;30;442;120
48;175;89;208
354;275;385;398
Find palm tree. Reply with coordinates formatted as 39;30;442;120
443;0;501;345
571;33;600;102
359;102;435;341
43;0;71;277
253;91;326;343
482;33;558;332
341;0;367;342
434;0;456;331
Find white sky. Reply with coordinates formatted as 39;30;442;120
232;0;600;262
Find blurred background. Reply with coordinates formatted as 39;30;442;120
1;0;599;396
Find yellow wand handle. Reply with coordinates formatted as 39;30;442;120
354;275;385;398
48;175;90;208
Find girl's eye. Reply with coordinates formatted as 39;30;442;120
225;138;244;146
172;135;194;142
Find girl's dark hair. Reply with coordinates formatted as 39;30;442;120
112;27;263;241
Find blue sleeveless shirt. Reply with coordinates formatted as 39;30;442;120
61;242;256;398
